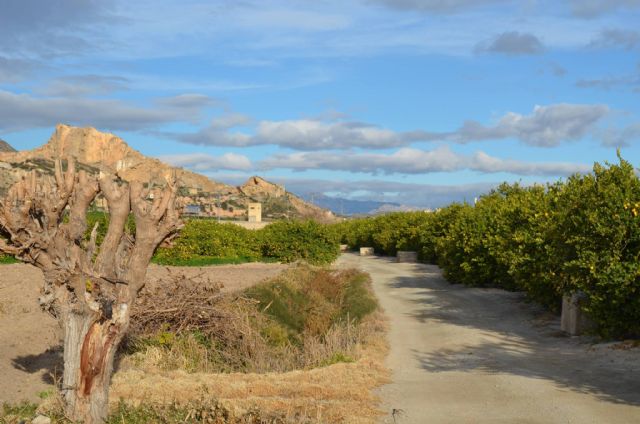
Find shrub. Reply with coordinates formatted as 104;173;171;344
259;220;340;265
330;155;640;338
155;220;261;265
154;219;339;266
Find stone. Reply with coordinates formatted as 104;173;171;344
360;247;374;256
340;244;349;252
31;415;51;424
397;251;418;263
561;291;596;335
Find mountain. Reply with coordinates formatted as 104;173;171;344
0;139;16;153
300;194;428;216
0;124;333;221
301;194;401;216
369;204;423;215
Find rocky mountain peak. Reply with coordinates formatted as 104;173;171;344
240;176;286;198
33;124;144;171
0;125;334;221
0;139;16;153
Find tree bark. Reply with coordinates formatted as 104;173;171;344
61;302;129;423
0;162;181;424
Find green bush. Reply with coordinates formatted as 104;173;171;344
154;219;339;266
331;156;640;338
259;220;339;265
244;266;378;344
335;211;432;256
155;220;261;265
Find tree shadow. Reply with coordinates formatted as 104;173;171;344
12;345;63;385
12;344;128;388
384;263;640;407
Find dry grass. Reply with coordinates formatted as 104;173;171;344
4;265;390;423
112;311;389;423
125;264;382;374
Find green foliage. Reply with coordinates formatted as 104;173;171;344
244;266;378;344
339;272;378;322
334;211;436;257
155;220;261;265
331;156;640;338
155;219;339;266
319;352;355;367
1;401;38;422
259;220;340;265
105;399;287;424
0;254;18;264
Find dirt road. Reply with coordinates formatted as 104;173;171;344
338;253;640;424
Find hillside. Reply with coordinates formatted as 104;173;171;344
0;139;15;153
0;125;333;221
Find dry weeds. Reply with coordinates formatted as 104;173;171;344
112;311;389;423
112;265;390;423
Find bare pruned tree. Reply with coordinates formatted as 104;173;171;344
0;158;182;423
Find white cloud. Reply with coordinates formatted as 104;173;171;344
272;177;498;208
0;0;117;56
475;31;544;55
176;118;430;149
37;75;129;97
0;89;210;132
160;152;252;171
175;104;610;150
598;124;640;147
576;71;640;92
445;104;609;147
255;120;415;149
589;29;640;50
257;146;590;176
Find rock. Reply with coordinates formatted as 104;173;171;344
360;247;374;256
561;291;596;335
397;251;418;263
0;124;334;221
31;415;51;424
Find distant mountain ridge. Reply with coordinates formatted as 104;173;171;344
302;193;414;216
0;125;333;221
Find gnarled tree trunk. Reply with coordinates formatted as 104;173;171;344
0;159;182;423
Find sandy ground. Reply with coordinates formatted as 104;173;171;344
337;253;640;424
0;262;288;405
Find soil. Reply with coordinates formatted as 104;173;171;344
337;253;640;424
0;262;288;405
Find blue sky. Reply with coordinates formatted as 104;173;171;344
1;0;639;207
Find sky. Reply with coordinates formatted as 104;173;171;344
1;0;639;207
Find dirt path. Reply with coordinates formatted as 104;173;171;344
337;253;640;424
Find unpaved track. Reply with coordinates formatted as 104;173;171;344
338;253;640;424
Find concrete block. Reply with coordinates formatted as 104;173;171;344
360;247;374;256
561;291;596;335
397;251;418;263
340;244;349;252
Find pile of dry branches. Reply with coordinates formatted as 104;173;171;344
125;269;275;372
129;269;228;336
